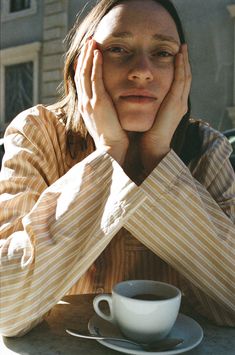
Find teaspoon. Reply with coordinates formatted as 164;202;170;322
66;328;184;351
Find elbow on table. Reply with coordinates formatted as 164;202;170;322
212;315;235;328
204;307;235;328
0;316;44;338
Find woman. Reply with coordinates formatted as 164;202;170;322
0;0;234;337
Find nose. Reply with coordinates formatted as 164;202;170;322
127;53;154;82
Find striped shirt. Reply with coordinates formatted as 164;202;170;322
0;105;234;337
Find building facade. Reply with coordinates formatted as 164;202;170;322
0;0;235;138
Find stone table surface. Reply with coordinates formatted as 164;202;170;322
1;294;234;355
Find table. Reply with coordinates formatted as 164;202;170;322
1;294;234;355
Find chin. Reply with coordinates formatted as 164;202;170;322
117;106;157;131
119;116;155;132
123;126;151;133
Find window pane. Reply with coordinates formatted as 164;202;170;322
10;0;31;12
5;62;33;123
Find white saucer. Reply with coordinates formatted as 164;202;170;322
88;313;203;354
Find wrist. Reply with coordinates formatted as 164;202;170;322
142;147;170;175
100;142;129;166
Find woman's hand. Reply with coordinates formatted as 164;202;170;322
75;39;129;165
140;44;192;174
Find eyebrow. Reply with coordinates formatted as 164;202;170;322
110;31;180;45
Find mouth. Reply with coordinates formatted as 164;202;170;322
120;91;157;104
120;96;157;104
120;95;157;104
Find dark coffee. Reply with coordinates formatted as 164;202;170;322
131;293;168;301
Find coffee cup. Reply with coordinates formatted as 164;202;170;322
93;280;181;343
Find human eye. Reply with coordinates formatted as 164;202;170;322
108;46;126;53
104;45;130;56
157;50;173;57
151;47;176;61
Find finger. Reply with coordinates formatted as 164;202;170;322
75;41;88;104
81;39;96;100
91;49;106;102
75;40;88;84
181;44;192;103
169;51;185;100
76;39;95;102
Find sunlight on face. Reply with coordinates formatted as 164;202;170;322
93;0;180;132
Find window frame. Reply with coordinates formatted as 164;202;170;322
0;0;37;22
0;42;41;128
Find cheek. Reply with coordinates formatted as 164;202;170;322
101;57;120;96
151;68;174;110
156;65;175;94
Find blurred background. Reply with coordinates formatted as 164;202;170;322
0;0;235;141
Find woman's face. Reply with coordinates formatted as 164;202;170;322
93;0;181;132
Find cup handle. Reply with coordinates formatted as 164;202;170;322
93;294;114;323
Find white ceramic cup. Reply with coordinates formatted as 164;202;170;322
93;280;181;343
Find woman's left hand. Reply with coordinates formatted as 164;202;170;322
140;44;192;175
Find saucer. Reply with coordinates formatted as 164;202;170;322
88;313;203;354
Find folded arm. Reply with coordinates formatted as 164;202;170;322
124;130;235;325
0;111;144;337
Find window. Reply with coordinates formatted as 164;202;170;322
0;42;41;129
10;0;31;13
5;62;33;123
1;0;37;21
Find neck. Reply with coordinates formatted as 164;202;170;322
123;132;144;185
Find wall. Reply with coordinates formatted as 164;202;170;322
41;0;68;104
68;0;94;29
0;1;44;49
172;0;234;130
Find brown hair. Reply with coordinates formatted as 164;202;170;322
56;0;201;163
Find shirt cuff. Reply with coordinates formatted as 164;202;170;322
140;149;185;202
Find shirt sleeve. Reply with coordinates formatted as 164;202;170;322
124;129;235;326
1;110;234;336
0;110;145;337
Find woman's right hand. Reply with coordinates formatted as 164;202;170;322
75;39;129;166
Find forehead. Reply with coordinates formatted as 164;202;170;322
94;0;180;43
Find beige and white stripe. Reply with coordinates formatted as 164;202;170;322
0;105;234;337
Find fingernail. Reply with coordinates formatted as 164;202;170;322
85;36;93;44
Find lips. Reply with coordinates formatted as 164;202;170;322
120;90;157;104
